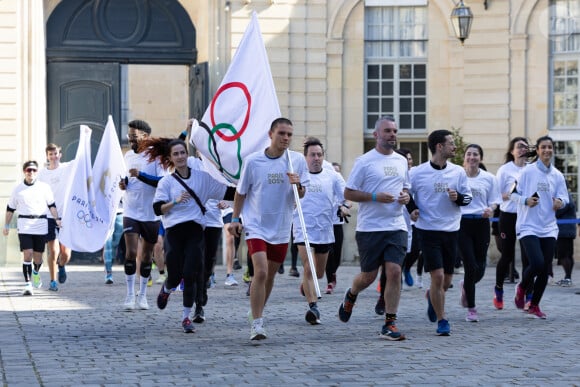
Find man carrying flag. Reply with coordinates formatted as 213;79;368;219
228;117;309;341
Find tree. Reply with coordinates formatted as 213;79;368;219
451;127;467;165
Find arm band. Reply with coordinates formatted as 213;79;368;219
232;218;241;223
372;192;377;202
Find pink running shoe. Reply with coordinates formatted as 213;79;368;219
527;304;547;319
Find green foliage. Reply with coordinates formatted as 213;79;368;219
451;126;467;165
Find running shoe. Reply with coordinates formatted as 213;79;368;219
233;259;242;270
31;271;42;289
380;320;406;341
436;319;451;336
493;287;504;310
178;279;185;292
242;268;251;283
225;274;239;286
465;308;479;322
208;274;216;289
147;276;153;287
514;283;526;309
288;267;300;278
403;269;414;287
325;282;335;295
459;280;467;308
556;278;573;287
374;296;385;316
105;273;114;285
155;273;166;284
137;294;149;310
416;275;423;289
193;305;205;323
22;282;33;296
338;288;357;323
250;319;267;340
123;294;136;310
58;265;67;284
277;265;284;274
527;304;547;319
156;286;170;310
305;305;321;325
182;317;196;333
49;280;58;291
426;289;437;322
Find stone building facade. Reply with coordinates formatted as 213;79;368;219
1;0;578;265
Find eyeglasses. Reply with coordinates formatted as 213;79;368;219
25;168;37;173
126;134;141;140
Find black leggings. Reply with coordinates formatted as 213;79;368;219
459;218;490;308
520;236;555;306
164;221;204;308
495;211;528;289
325;224;344;283
199;227;222;305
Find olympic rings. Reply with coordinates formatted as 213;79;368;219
209;82;251;142
208;123;243;180
76;210;93;228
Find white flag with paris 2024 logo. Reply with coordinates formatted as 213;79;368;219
59;117;125;252
190;11;280;185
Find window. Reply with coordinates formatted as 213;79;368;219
554;141;578;204
550;0;580;129
365;6;427;134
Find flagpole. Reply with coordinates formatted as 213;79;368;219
286;149;321;298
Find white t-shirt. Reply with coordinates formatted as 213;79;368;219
7;180;55;235
292;168;344;244
346;149;410;232
410;161;472;232
123;150;164;222
237;149;309;244
154;169;227;229
496;161;526;213
516;161;569;239
37;162;72;218
204;198;224;228
461;169;502;216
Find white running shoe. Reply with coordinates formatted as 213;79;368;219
155;273;167;285
123;294;136;310
137;294;149;310
250;319;267;340
225;274;239;286
22;282;34;296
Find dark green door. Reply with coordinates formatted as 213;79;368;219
47;62;121;162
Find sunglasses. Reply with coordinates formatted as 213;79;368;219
25;168;37;173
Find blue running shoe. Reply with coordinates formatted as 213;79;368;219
436;319;451;336
58;265;67;284
338;288;357;323
403;269;414;287
426;290;437;322
49;280;58;291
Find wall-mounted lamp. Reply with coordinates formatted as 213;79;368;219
225;1;231;12
484;0;488;10
450;1;473;45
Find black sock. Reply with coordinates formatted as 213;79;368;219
33;262;42;272
385;313;397;322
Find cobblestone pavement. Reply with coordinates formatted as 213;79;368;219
1;262;579;386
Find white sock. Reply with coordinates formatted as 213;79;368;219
182;307;192;321
126;274;135;297
139;276;148;296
